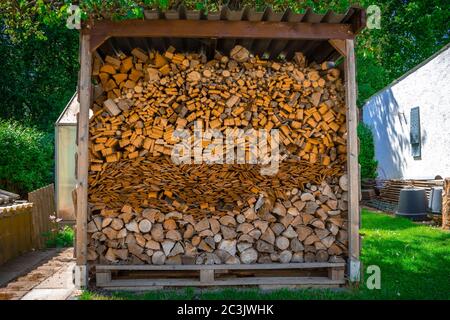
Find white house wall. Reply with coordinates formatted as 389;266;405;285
363;46;450;179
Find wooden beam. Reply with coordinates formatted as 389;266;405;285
443;178;450;230
200;269;215;283
96;262;345;271
328;39;347;57
86;20;355;52
344;39;361;282
97;277;345;288
348;6;367;34
75;33;92;287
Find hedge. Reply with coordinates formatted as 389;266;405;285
357;123;378;180
0;120;53;195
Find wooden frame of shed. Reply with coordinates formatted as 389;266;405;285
74;6;365;289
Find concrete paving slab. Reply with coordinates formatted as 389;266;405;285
0;289;29;300
36;265;64;271
17;271;51;282
35;263;75;289
67;289;83;300
0;249;58;287
21;288;74;300
6;280;39;291
0;248;75;300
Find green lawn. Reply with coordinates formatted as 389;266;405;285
81;209;450;300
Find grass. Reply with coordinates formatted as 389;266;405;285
81;209;450;300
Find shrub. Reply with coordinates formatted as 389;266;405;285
43;225;74;248
358;123;378;179
0;120;53;195
43;215;74;248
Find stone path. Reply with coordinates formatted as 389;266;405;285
0;248;75;300
0;249;58;287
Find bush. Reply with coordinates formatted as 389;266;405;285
0;120;53;195
43;225;74;248
43;215;74;248
358;123;378;180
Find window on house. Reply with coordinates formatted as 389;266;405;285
410;107;421;159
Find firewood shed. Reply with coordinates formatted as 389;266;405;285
74;5;366;289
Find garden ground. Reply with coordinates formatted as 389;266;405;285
0;248;75;300
81;209;450;300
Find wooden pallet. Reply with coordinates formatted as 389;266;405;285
378;179;443;204
95;262;346;290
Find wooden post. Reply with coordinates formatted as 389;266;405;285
328;39;346;57
87;19;357;52
96;271;112;286
443;178;450;230
328;266;345;281
344;39;361;282
75;33;92;288
200;269;215;283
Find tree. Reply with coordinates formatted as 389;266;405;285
0;1;79;132
355;0;449;105
0;120;53;195
358;123;378;179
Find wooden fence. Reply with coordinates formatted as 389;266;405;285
443;178;450;230
0;184;55;265
28;184;55;249
0;204;34;265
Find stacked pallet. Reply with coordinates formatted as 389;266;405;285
378;179;443;204
361;179;376;200
87;45;349;265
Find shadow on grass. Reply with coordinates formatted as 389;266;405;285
361;211;424;231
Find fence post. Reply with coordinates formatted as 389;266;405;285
28;184;55;249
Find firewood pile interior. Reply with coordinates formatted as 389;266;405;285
86;43;350;266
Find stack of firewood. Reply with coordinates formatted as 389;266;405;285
89;45;346;166
88;158;345;219
87;45;349;264
87;177;349;264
